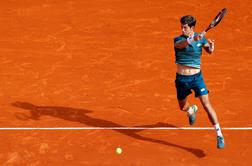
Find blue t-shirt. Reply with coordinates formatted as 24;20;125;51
174;32;208;69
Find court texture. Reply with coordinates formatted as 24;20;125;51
0;0;251;165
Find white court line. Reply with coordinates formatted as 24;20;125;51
0;127;252;130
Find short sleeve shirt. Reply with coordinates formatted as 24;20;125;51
174;32;208;69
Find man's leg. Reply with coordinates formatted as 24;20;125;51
199;94;225;148
178;97;190;112
198;94;218;125
178;97;198;125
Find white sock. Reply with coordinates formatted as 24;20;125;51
214;124;223;137
187;106;194;116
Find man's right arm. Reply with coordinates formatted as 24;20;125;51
174;40;189;49
174;35;202;49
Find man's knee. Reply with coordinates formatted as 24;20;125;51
203;102;211;110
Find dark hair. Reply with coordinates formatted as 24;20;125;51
180;15;196;28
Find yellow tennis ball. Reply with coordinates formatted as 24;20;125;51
116;147;122;154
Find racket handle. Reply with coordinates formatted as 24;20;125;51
200;31;206;37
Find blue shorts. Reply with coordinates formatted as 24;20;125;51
175;71;209;100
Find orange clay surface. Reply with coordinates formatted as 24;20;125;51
0;0;252;165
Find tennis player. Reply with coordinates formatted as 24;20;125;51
173;15;225;149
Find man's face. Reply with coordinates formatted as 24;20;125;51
181;24;194;36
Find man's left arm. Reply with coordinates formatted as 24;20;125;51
203;39;215;54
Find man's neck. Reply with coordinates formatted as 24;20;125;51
182;31;194;38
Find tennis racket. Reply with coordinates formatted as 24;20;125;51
201;8;228;36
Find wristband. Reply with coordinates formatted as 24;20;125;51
187;36;195;44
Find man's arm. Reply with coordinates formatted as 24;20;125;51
203;39;214;54
174;35;203;49
174;40;189;49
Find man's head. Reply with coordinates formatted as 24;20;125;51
180;15;196;37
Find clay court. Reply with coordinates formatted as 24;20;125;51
0;0;252;165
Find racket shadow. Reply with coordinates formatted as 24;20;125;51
11;101;206;158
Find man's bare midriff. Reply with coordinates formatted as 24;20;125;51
176;64;200;75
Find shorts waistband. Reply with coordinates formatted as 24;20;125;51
176;71;202;77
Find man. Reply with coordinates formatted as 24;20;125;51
174;15;225;149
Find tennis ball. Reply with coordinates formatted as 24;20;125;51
116;147;122;154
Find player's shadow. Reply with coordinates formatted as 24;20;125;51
12;101;206;158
